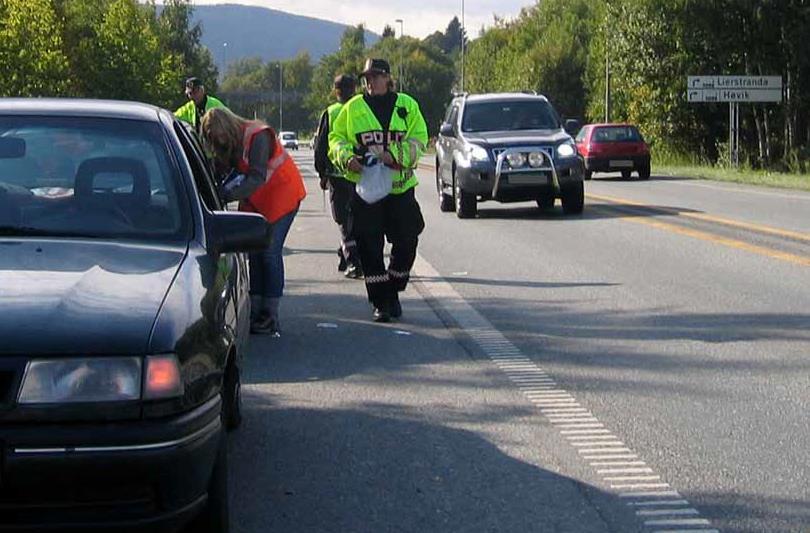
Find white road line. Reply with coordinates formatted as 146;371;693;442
619;490;681;499
627;499;689;507
412;254;714;531
636;508;699;517
643;518;711;527
650;530;719;533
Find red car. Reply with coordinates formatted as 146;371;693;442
575;123;651;180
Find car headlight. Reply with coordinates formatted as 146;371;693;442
556;142;576;158
506;152;526;168
465;144;490;162
527;151;545;168
18;357;142;404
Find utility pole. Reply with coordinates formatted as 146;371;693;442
222;42;228;79
278;62;283;132
461;0;465;92
605;45;611;123
395;19;404;92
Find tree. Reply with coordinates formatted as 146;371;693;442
0;0;70;97
382;24;396;39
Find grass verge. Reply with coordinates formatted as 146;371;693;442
654;164;810;192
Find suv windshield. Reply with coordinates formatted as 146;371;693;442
0;116;187;240
462;100;560;133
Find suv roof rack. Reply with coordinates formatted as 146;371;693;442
520;90;538;95
452;91;469;99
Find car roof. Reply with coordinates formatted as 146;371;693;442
0;98;165;122
459;93;550;104
585;123;638;128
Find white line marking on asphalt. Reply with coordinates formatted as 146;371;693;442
643;518;711;527
619;490;681;498
412;254;714;531
627;500;689;507
636;508;699;516
316;323;339;328
650;530;719;533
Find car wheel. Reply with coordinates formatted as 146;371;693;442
561;181;584;215
454;177;476;219
536;195;555;210
584;169;592;180
638;164;651;180
184;434;229;533
621;170;632;179
222;357;242;431
437;161;454;212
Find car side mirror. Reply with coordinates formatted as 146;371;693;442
207;211;271;254
439;123;455;137
564;119;581;135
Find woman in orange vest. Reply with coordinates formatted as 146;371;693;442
201;108;307;336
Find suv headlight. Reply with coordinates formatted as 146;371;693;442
18;357;142;404
464;144;490;162
556;142;576;158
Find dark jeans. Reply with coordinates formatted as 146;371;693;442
350;188;425;308
249;206;298;298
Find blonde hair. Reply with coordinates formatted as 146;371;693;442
200;107;249;166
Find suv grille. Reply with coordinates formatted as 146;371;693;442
492;146;553;159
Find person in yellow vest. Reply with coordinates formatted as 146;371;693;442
175;77;227;134
329;58;427;323
201;108;307;336
314;73;363;279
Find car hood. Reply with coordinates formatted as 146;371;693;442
465;129;572;147
0;239;187;355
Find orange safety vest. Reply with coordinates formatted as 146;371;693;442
237;123;307;223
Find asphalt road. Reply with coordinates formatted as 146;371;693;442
229;149;810;533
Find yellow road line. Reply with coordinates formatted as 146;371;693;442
588;193;810;243
589;205;810;267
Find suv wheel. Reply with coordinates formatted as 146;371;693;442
454;179;477;219
621;170;632;179
561;182;584;215
437;162;454;212
223;357;242;431
184;433;229;533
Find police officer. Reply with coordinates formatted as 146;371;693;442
329;58;427;322
175;77;227;134
314;74;363;279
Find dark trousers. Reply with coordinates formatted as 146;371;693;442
350;188;425;308
328;177;360;267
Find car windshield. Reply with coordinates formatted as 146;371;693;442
282;133;296;140
592;126;642;143
0;116;188;241
461;101;560;133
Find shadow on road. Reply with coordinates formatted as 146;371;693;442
228;399;635;533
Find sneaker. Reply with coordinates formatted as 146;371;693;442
251;313;281;336
390;293;402;319
344;264;364;279
372;306;390;323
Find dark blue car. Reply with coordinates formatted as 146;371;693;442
0;99;269;532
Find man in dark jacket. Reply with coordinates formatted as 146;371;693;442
314;74;363;279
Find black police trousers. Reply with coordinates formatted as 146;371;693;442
349;187;425;309
328;177;360;267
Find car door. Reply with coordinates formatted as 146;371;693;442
575;125;590;157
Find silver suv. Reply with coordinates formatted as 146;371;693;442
435;93;584;218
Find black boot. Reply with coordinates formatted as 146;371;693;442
372;303;390;323
344;263;364;279
337;248;347;272
390;292;402;319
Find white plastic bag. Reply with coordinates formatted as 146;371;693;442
356;162;393;204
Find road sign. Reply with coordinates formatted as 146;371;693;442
686;75;782;103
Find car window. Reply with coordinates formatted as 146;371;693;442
0;116;187;240
281;133;296;140
443;102;456;123
592;126;642;143
461;101;560;132
174;122;222;212
575;126;588;143
448;106;459;128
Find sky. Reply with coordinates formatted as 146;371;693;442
191;1;533;38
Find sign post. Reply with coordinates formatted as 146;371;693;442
687;75;782;167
